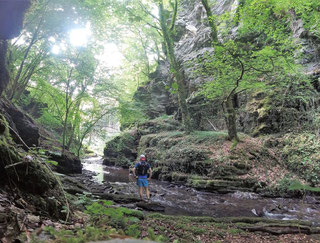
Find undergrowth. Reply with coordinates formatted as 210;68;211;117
27;199;169;243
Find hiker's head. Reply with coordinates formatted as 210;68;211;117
140;154;146;161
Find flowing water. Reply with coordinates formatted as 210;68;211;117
83;157;320;225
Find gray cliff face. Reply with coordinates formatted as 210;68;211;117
289;10;320;79
135;0;238;123
135;0;320;134
175;0;238;89
134;61;176;119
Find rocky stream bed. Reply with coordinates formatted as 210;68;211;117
81;157;320;226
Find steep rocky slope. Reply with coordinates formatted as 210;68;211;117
104;118;317;194
134;0;320;135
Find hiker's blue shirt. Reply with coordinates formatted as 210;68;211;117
134;161;150;179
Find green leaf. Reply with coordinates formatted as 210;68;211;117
46;160;58;166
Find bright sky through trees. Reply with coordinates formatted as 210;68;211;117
69;28;91;46
51;26;123;68
97;43;124;68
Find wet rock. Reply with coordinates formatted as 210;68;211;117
95;193;141;204
232;191;259;200
136;202;165;212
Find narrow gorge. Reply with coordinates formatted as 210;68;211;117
1;0;320;242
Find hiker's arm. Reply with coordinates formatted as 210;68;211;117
132;167;137;178
148;168;152;180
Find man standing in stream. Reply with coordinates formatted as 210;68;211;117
132;154;152;201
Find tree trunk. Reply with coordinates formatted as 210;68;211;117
201;0;218;42
66;125;75;151
225;94;239;141
175;68;193;133
159;2;193;133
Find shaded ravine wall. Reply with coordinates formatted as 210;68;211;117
0;0;31;94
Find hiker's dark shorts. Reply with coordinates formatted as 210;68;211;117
137;178;148;187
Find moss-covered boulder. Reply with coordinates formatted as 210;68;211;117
48;151;82;174
103;130;139;168
0;113;67;219
0;98;40;147
103;117;182;168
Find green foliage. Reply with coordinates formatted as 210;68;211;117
85;200;142;232
282;133;320;185
73;192;99;207
273;0;320;34
275;174;297;194
125;224;141;238
201;39;296;101
146;227;167;242
39;226;115;243
119;100;148;129
46;160;58;166
289;180;320;192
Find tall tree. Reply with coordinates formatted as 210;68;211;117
158;0;193;132
200;0;302;141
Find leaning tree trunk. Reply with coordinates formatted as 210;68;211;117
225;93;239;141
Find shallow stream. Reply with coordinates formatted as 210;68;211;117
82;157;320;225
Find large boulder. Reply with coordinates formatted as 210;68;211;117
0;114;66;219
48;151;82;174
103;118;182;168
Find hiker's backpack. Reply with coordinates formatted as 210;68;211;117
136;162;149;176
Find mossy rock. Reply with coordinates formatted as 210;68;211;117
103;130;139;167
137;117;182;135
187;178;257;193
151;167;162;179
171;172;189;182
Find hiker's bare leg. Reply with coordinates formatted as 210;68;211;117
139;187;144;200
145;187;150;200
